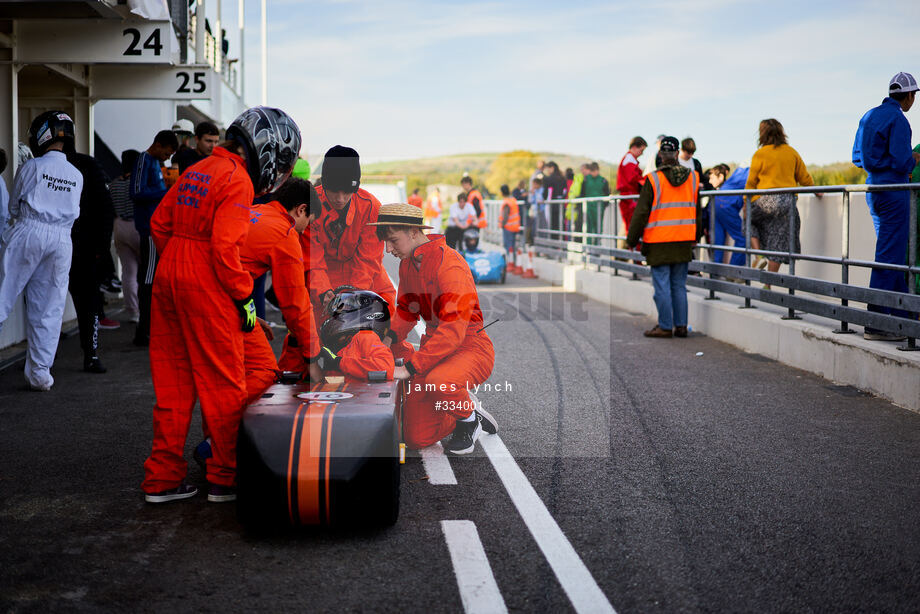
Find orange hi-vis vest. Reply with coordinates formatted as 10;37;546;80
467;189;488;228
642;170;699;244
500;197;521;232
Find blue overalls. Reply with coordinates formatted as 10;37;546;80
852;97;917;319
712;167;749;267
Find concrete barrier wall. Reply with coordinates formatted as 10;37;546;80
527;253;920;412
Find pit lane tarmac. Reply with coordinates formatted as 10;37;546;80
2;257;920;612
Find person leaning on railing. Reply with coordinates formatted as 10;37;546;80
852;71;920;340
744;118;818;285
708;163;749;268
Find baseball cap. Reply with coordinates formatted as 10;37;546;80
658;136;680;153
171;119;194;135
889;72;918;94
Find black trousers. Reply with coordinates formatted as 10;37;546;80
135;235;158;343
69;254;101;360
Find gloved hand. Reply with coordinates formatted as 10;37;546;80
234;295;257;332
317;346;341;371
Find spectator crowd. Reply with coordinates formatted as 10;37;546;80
0;71;917;502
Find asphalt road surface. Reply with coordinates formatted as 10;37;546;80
2;254;920;613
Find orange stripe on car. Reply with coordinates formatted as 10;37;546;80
286;402;306;523
296;402;324;525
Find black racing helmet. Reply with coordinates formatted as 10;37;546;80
319;288;390;354
29;110;75;156
463;228;480;252
225;106;301;196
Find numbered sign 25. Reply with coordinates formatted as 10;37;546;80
176;71;208;95
122;27;164;57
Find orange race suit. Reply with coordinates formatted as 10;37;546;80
278;185;396;371
239;200;321;403
388;234;495;449
336;329;394;381
143;146;255;492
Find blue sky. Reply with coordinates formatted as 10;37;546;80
235;0;920;167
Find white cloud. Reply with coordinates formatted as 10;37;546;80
260;0;920;165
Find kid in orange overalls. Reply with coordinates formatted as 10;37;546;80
278;145;398;371
371;203;498;455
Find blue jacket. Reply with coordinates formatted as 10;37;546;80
713;167;749;211
130;151;167;237
852;97;915;184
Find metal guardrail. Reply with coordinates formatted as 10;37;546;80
482;182;920;351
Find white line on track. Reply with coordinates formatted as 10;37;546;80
420;442;458;485
441;520;509;614
480;433;617;614
387;268;454;484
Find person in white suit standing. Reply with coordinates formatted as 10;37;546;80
0;111;83;390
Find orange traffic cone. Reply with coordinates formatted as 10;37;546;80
511;245;524;274
521;246;537;279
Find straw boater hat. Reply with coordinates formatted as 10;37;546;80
367;203;433;229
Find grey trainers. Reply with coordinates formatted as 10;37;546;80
145;481;198;504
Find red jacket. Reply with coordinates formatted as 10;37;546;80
306;185;385;298
151;146;254;301
617;152;644;204
239;200;320;359
389;234;490;375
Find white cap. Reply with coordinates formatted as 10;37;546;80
889;72;918;94
171;119;194;135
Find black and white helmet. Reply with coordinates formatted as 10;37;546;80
29;110;75;156
463;228;480;252
226;106;301;196
320;288;390;354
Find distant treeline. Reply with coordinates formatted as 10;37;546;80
362;151;869;196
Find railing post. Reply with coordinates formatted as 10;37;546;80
706;190;720;301
834;190;855;334
612;197;619;276
781;194;802;320
741;195;754;309
899;185;919;351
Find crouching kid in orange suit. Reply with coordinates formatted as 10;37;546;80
370;203;498;455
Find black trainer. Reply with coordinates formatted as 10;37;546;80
443;414;483;455
83;356;107;373
476;407;499;435
467;392;498;435
145;481;198;503
207;484;237;503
